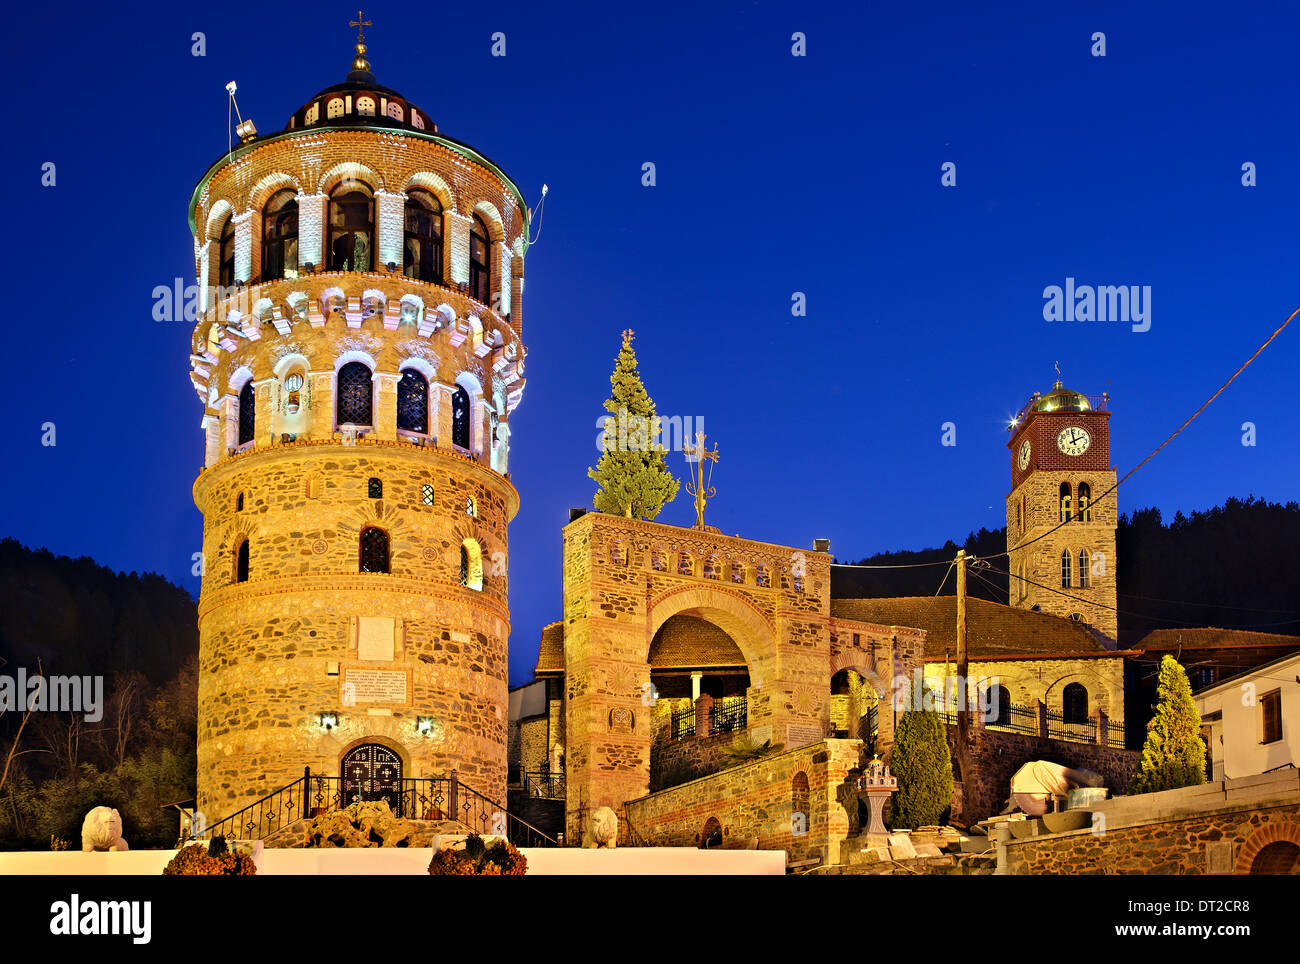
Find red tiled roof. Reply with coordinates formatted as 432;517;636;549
1136;627;1300;653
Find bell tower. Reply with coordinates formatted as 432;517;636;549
186;25;531;824
1005;377;1118;644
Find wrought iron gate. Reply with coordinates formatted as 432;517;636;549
340;744;404;816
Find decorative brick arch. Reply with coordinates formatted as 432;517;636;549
829;650;890;698
1235;822;1300;874
648;584;774;687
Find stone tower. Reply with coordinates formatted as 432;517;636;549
1005;379;1118;644
186;30;530;824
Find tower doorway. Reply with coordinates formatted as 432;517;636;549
340;743;404;816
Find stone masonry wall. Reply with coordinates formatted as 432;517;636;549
624;739;864;865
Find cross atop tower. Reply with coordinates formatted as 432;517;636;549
350;10;372;42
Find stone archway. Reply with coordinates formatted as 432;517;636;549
337;737;407;816
648;584;775;688
1234;823;1300;874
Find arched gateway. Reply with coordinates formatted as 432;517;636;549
340;743;404;816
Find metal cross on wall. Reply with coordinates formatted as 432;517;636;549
684;431;719;530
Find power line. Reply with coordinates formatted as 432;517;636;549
989;303;1300;564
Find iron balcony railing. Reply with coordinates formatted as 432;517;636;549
194;767;559;847
711;697;747;735
521;769;565;800
670;704;696;739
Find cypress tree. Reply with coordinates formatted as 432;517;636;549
890;684;954;828
587;329;679;519
1128;654;1208;794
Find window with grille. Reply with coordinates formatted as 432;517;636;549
451;385;470;448
329;181;374;272
360;527;389;573
397;370;428;433
368;477;382;499
337;362;373;426
420;483;434;506
218;215;235;287
238;380;255;445
1060;550;1072;588
1078;549;1090;588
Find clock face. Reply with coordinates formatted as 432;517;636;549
1017;439;1031;471
1057;425;1092;456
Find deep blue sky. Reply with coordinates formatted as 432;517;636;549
4;1;1299;685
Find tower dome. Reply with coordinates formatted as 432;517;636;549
1032;379;1093;414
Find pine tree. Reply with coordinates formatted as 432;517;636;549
1128;654;1208;794
587;329;679;519
889;684;954;829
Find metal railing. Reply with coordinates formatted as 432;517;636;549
711;697;747;734
670;704;696;739
196;767;559;847
522;769;565;800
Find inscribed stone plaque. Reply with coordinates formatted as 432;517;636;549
345;669;408;705
1206;841;1234;874
357;616;396;662
786;724;823;749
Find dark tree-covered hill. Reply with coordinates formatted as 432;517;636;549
833;496;1300;648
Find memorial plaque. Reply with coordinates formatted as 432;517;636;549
357;616;396;661
786;723;823;748
343;669;409;705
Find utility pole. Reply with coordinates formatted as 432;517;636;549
954;549;973;817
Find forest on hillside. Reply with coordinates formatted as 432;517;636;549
833;496;1300;647
0;539;198;849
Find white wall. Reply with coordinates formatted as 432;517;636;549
1198;653;1300;781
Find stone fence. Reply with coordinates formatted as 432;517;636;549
1000;769;1300;875
624;738;863;866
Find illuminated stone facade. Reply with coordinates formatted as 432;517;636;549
187;46;530;824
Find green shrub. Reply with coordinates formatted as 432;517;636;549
890;685;953;829
1129;655;1208;795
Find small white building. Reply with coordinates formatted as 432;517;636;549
1196;649;1300;781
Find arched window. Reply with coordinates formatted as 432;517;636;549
403;189;443;283
451;384;471;449
235;539;250;583
460;539;483;591
791;771;810;825
336;362;374;427
984;685;1012;727
235;492;244;512
1062;682;1088;724
238;380;255;445
1077;482;1092;522
469;214;490;304
420;483;435;506
262;190;299;281
368;477;383;499
1060;549;1072;588
218;215;235;288
1059;482;1072;523
397;370;429;433
329;181;374;272
359;526;389;573
465;496;477;517
1078;549;1090;588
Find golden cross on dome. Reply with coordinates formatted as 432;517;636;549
350;11;372;42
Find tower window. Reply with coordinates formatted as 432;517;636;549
235;539;250;584
359;526;390;573
1077;482;1092;522
238;380;256;445
469;214;490;304
1059;482;1072;523
368;477;383;499
328;180;374;272
1062;683;1088;725
336;362;374;427
235;492;244;512
403;189;443;284
1078;549;1090;588
1060;549;1072;588
451;384;471;449
465;496;477;517
420;483;435;506
218;215;235;288
262;189;299;281
397;370;429;434
459;539;483;591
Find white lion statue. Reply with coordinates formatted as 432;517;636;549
81;806;129;853
584;806;618;849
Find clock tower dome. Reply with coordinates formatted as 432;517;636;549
1005;378;1118;644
